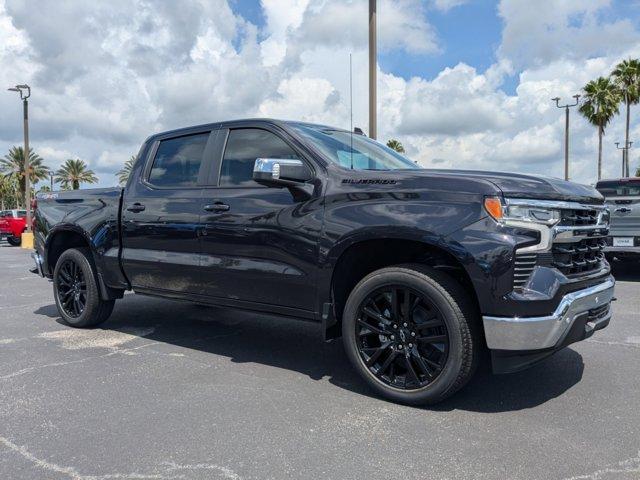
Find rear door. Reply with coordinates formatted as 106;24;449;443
121;127;218;294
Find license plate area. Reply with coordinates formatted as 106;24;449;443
613;237;634;247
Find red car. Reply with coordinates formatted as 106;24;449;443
0;209;27;246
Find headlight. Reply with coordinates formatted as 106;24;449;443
484;197;560;226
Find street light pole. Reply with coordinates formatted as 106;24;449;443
8;84;31;233
369;0;377;140
615;142;633;177
552;95;580;181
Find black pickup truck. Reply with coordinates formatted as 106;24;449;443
32;119;615;404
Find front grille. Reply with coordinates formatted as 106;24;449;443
559;207;600;227
551;238;606;277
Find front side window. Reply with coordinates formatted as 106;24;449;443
148;132;209;187
17;210;27;218
220;129;300;187
291;124;420;171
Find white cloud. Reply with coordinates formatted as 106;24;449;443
432;0;469;12
498;0;640;69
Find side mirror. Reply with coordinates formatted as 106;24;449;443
253;158;312;186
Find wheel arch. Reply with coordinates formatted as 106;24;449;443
321;231;479;340
44;225;94;277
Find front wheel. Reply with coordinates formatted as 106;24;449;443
53;248;115;328
342;265;480;405
7;236;21;246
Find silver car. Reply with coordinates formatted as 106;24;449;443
596;178;640;260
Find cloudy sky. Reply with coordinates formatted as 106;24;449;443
1;0;640;188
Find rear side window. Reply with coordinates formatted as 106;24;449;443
17;210;27;218
596;180;640;197
220;129;299;187
148;133;209;187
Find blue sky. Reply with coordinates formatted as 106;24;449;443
2;0;640;187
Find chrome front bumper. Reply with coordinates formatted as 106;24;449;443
483;277;615;351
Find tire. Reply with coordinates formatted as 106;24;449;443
342;264;480;405
7;236;21;246
53;248;115;328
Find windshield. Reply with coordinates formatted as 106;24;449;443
291;125;420;171
596;180;640;197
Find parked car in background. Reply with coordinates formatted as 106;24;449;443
596;178;640;261
0;209;27;246
31;119;614;405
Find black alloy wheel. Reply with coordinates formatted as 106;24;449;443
355;286;449;390
56;258;87;318
53;248;115;328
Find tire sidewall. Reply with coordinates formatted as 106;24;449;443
7;236;21;246
53;248;101;327
342;268;466;404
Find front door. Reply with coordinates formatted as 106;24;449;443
199;126;323;314
121;129;216;294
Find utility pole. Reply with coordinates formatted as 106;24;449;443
8;84;31;233
369;0;377;140
615;142;633;177
552;95;580;181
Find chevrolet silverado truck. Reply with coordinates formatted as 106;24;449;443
0;209;27;246
596;177;640;260
31;119;615;404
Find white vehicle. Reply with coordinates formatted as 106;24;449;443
596;178;640;261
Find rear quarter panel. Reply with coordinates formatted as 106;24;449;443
35;189;126;288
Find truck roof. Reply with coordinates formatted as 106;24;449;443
144;118;348;143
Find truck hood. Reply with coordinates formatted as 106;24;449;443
426;169;604;204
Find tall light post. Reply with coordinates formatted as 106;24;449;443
552;94;580;181
369;0;377;140
615;141;633;177
8;84;32;234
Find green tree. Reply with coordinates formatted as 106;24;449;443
579;77;621;180
117;155;136;186
55;159;98;190
1;146;50;207
386;139;405;153
612;58;640;176
0;176;19;210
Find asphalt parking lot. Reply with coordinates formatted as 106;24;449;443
0;244;638;480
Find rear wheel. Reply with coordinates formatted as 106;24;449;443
7;236;21;246
342;264;479;405
53;248;115;328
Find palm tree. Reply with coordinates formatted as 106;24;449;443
612;59;640;176
386;139;405;153
55;159;98;190
117;156;136;186
1;146;50;207
579;77;621;180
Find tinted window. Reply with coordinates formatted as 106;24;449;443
0;211;11;218
596;180;640;197
220;129;299;186
17;210;27;218
148;133;209;187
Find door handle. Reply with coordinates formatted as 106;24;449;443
204;202;230;212
126;203;146;213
